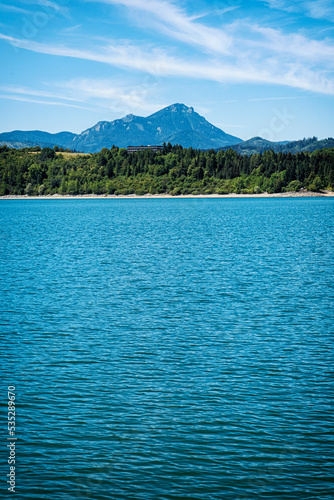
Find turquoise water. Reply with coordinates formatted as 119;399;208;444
1;198;333;499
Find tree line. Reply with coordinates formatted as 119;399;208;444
0;142;333;196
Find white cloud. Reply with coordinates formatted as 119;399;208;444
251;25;334;63
60;78;163;113
189;5;240;22
91;0;232;55
0;79;165;117
60;24;82;34
0;85;85;102
305;0;334;20
1;31;333;95
11;0;71;19
263;0;334;20
0;3;30;14
263;0;295;13
0;94;92;109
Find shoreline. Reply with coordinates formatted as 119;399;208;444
0;190;333;200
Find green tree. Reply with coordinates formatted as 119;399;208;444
28;164;43;185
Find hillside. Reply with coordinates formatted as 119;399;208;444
0;143;333;197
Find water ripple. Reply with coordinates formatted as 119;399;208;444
1;198;333;499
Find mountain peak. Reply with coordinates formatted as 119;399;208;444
147;103;196;121
171;103;189;111
122;114;135;122
163;103;192;113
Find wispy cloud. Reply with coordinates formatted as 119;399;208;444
0;79;164;116
13;0;71;19
0;94;92;109
306;0;334;20
0;3;30;14
41;0;71;19
60;24;82;34
0;85;85;102
1;31;333;95
263;0;299;14
60;78;163;112
189;5;240;22
252;25;334;62
263;0;334;20
91;0;232;55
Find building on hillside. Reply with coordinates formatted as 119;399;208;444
127;145;163;153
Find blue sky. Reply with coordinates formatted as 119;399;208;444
0;0;333;141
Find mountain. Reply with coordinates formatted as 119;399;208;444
219;136;334;155
218;137;287;155
0;104;242;153
0;131;76;150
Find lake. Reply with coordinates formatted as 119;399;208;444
1;198;333;499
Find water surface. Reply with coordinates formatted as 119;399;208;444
1;198;333;499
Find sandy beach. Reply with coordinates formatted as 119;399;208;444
0;190;333;200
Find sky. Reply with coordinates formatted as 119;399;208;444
0;0;333;142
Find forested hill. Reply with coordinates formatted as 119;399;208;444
219;137;334;155
0;144;333;196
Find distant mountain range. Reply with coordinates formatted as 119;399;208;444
0;103;332;154
0;103;241;152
